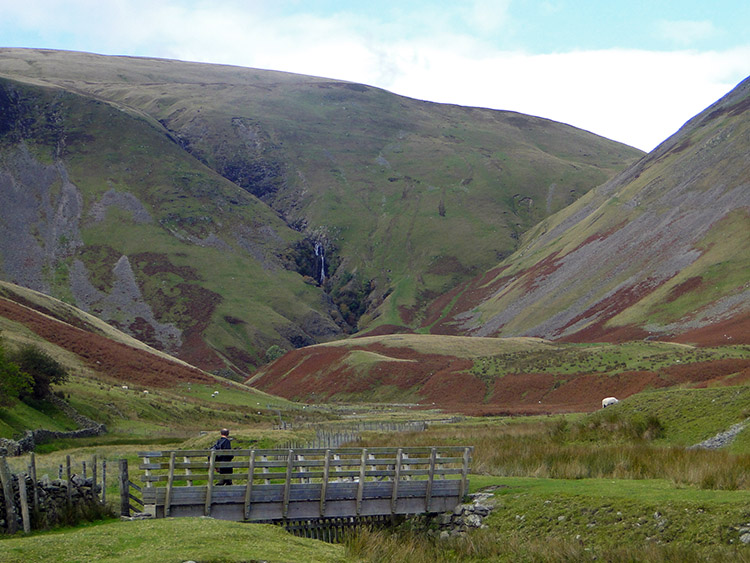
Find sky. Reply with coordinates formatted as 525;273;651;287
2;0;750;151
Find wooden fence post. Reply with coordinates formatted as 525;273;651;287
66;455;72;507
390;448;402;515
92;455;97;504
319;449;331;517
18;473;30;534
356;449;367;516
425;447;437;512
0;456;18;534
102;460;107;506
282;450;294;519
30;452;39;512
459;447;471;501
165;451;176;517
243;450;256;520
119;459;130;517
205;450;216;517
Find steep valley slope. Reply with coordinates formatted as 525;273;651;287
249;77;750;412
425;75;750;345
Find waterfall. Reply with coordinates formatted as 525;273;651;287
314;242;326;284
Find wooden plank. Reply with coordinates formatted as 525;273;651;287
320;449;330;517
140;455;465;471
243;450;256;520
205;450;216;516
144;479;459;506
140;466;461;484
140;480;464;521
165;451;176;517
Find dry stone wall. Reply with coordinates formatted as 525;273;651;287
0;469;102;533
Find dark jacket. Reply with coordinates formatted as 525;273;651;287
211;436;234;464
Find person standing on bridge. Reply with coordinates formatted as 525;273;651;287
211;428;234;485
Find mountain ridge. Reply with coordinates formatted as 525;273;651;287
0;48;643;372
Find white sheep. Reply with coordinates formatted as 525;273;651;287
121;385;128;390
601;396;619;408
143;390;149;395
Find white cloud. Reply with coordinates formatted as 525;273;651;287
379;46;750;151
2;1;750;151
656;19;719;46
462;0;513;34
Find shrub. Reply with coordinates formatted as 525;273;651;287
265;345;286;363
8;344;69;400
0;339;33;405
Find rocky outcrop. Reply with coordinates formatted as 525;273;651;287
404;489;499;540
688;419;749;450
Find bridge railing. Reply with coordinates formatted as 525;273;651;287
134;446;472;521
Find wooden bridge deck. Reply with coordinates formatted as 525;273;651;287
133;446;472;522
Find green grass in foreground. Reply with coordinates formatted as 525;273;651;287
347;476;750;562
0;518;346;563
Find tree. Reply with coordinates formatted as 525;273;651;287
0;341;32;406
265;345;286;364
8;344;69;400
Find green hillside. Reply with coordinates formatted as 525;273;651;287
0;281;306;442
0;48;643;366
0;74;341;374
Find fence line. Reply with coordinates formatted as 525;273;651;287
275;418;466;450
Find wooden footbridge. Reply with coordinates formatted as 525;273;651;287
121;446;472;528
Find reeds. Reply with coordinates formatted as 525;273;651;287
355;415;750;489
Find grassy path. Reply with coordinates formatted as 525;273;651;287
0;518;346;563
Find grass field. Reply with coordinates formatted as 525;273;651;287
2;350;749;561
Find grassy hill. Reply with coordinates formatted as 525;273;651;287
0;72;342;375
425;75;750;345
248;332;750;414
0;280;311;442
0;48;643;370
